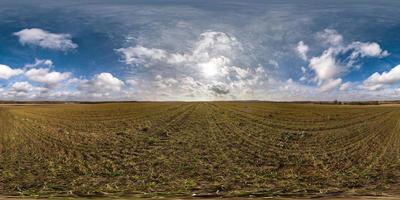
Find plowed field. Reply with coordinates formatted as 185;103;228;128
1;102;400;198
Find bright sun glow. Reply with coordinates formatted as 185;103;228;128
200;62;219;77
200;59;222;77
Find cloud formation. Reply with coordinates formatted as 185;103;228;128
1;1;400;101
319;78;342;92
309;48;342;81
14;28;77;51
0;25;396;101
25;68;71;86
0;64;23;79
363;64;400;90
296;41;309;61
117;31;238;76
317;29;343;46
24;58;54;69
115;31;273;100
78;73;125;97
8;81;47;98
11;81;38;93
300;29;389;92
209;82;230;95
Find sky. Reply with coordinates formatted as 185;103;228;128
1;0;400;101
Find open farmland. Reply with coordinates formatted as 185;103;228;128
1;102;400;198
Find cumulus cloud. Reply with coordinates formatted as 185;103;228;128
78;73;124;95
363;65;400;90
319;78;342;92
342;42;391;71
115;31;273;100
209;82;230;95
154;75;179;89
5;81;48;99
14;28;77;51
0;64;23;79
146;75;212;99
25;68;71;86
296;41;309;61
116;31;238;77
114;31;271;100
348;42;389;59
309;48;343;82
10;81;36;93
3;27;392;101
1;71;127;101
303;29;389;92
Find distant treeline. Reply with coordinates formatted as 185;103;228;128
0;101;68;104
290;100;398;105
0;101;139;104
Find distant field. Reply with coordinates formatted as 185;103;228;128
1;102;400;198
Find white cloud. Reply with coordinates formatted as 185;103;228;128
302;29;389;94
155;76;179;89
360;65;400;92
309;48;342;81
362;84;384;91
348;42;389;60
192;31;238;57
319;78;342;92
268;60;279;68
296;41;309;61
14;28;77;51
301;66;307;73
115;31;256;100
231;66;250;79
364;64;400;86
317;29;343;46
126;79;138;86
78;73;124;96
145;63;269;100
309;30;388;84
146;75;210;100
5;81;47;99
116;31;238;75
339;82;351;91
10;81;47;93
116;45;168;66
209;82;230;95
24;58;54;69
198;56;230;77
0;64;23;80
92;73;124;92
10;81;36;93
25;68;71;86
115;31;274;100
0;58;144;100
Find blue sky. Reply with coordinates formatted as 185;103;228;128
1;0;400;101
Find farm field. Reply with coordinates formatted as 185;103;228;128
1;102;400;198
